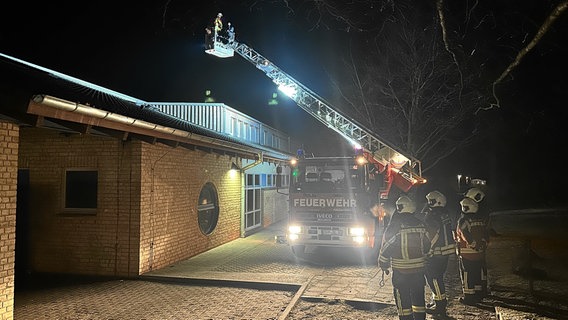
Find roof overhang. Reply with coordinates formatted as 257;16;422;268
26;94;291;164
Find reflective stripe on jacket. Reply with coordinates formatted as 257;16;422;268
425;207;456;256
379;213;430;274
455;214;488;260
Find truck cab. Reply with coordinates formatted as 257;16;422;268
285;155;383;260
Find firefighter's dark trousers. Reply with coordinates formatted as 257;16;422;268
481;258;488;295
425;255;450;304
458;256;484;302
392;270;426;320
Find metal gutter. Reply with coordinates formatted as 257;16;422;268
31;94;291;162
241;152;264;172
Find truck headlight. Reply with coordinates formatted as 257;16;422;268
288;225;301;234
288;225;301;241
352;236;366;244
349;227;365;236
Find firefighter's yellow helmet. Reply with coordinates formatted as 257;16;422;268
396;196;416;213
460;197;479;214
426;190;446;208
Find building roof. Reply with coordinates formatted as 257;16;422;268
0;52;292;163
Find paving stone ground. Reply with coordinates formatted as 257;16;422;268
13;222;568;320
15;279;295;320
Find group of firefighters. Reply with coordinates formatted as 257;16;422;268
376;187;489;319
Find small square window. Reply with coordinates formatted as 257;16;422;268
65;170;98;210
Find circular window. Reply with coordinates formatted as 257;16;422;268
197;182;219;235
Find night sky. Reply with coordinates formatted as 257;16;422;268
0;1;339;152
1;1;568;210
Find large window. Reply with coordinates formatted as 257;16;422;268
245;174;262;230
197;182;219;235
64;169;98;211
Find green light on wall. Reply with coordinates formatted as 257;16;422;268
205;89;215;103
268;92;279;106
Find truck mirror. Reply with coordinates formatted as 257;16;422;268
377;172;385;189
276;174;282;188
276;166;282;173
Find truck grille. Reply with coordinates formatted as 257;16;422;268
309;226;344;241
297;212;354;223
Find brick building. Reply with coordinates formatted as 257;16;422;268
0;53;293;320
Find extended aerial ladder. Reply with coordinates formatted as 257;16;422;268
206;37;426;198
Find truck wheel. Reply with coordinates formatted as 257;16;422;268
291;245;305;256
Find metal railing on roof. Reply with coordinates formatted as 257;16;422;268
149;102;291;154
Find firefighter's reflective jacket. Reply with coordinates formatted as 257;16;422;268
425;207;456;256
379;213;430;274
215;17;223;33
455;212;489;260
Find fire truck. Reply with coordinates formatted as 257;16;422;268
207;33;426;258
283;154;386;258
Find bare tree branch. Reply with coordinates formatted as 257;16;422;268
436;0;466;112
488;1;568;111
162;0;173;29
323;8;485;173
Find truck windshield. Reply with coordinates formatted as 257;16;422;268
291;162;364;193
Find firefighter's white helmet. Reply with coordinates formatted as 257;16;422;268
460;197;479;214
396;196;416;213
465;188;485;203
217;12;223;17
426;190;446;208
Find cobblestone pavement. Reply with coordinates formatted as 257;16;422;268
13;221;568;320
15;279;295;320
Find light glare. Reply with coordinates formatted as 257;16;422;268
349;227;365;236
288;225;301;234
278;84;297;98
352;236;365;244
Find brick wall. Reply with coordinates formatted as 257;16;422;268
17;126;262;277
18;128;140;277
139;143;241;273
0;121;18;320
262;189;288;227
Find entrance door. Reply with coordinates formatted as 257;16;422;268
244;174;262;232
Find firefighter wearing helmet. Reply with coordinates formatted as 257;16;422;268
464;186;490;296
455;196;489;305
214;12;223;37
423;191;455;316
396;195;416;213
379;196;430;320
